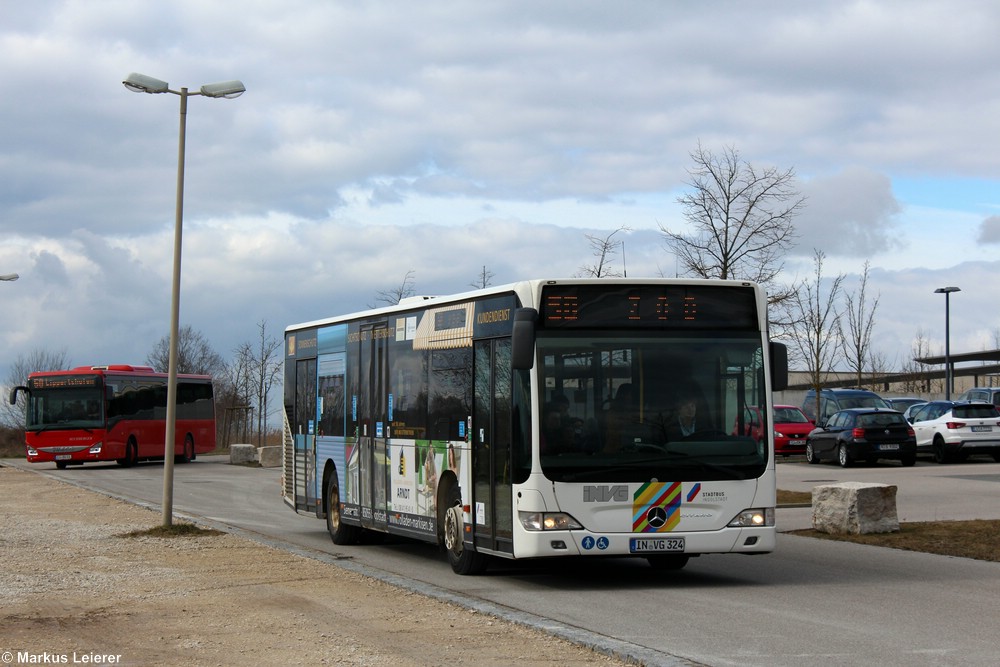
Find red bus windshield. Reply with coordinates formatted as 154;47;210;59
26;374;105;431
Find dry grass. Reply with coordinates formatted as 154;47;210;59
788;521;1000;562
778;488;1000;563
777;489;812;505
118;523;224;538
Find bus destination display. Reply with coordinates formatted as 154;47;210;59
540;284;758;330
29;375;101;389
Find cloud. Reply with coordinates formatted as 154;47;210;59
793;167;902;258
977;216;1000;244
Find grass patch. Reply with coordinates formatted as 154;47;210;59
119;523;224;539
788;520;1000;563
777;489;812;505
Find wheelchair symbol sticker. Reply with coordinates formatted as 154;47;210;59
582;536;610;551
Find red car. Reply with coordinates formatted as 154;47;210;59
735;405;814;456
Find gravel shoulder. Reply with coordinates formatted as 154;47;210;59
0;465;631;666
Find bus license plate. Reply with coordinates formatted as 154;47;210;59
55;454;72;460
972;426;993;432
630;537;685;553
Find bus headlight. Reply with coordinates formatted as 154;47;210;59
728;508;775;527
27;445;38;456
518;512;583;531
88;442;103;454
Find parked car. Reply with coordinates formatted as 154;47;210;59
908;400;1000;463
805;408;916;467
902;402;927;422
733;405;813;456
955;387;1000;408
885;397;926;413
801;388;891;424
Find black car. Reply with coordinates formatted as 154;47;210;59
806;408;917;467
801;388;890;423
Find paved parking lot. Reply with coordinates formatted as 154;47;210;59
776;457;1000;531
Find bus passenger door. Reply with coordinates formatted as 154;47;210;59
473;338;514;555
293;358;318;513
359;323;390;531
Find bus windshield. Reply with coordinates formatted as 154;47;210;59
25;385;105;431
537;331;765;483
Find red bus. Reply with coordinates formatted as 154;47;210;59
9;364;216;469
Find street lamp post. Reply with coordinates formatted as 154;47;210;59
124;73;245;527
934;286;961;400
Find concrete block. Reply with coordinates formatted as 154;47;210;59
229;444;258;465
257;446;281;468
812;482;899;535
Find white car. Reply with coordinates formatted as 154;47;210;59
908;401;1000;463
902;402;927;422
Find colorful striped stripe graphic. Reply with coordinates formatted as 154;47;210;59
686;482;702;502
632;481;681;533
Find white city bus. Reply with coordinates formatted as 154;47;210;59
282;278;788;575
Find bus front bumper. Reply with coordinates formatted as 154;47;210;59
512;524;776;560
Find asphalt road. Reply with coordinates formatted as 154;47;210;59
6;455;1000;666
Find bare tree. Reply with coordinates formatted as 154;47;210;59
146;325;226;376
221;344;255;445
249;321;282;446
866;349;893;392
661;143;802;302
577;225;630;278
1;349;71;429
371;269;416;308
899;329;938;394
787;250;845;420
219;321;283;447
470;266;495;289
841;261;881;387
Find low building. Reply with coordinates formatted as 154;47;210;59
776;349;1000;406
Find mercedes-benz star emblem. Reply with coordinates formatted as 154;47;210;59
647;506;667;528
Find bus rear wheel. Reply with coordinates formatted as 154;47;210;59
441;484;488;575
177;435;194;464
326;472;360;545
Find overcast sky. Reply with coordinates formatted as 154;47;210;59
3;0;1000;384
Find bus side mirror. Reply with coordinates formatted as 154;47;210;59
9;385;27;405
770;342;788;391
511;308;537;370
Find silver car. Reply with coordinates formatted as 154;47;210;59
909;401;1000;463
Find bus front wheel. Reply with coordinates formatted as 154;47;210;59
647;554;690;571
117;439;138;468
441;484;488;576
326;472;360;545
